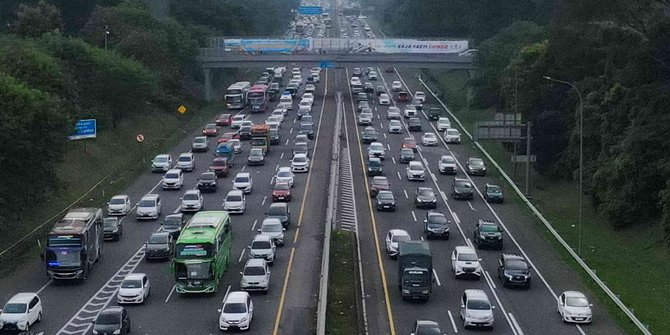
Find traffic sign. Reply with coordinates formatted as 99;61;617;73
136;134;145;143
320;61;335;69
177;105;187;114
299;5;323;15
68;119;97;140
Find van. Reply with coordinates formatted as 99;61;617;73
0;292;43;331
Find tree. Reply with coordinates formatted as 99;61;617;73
13;1;63;37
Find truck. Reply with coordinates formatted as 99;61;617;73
398;241;432;301
250;124;270;155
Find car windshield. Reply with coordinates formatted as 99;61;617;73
268;206;286;216
235;176;249;183
390;121;400;126
424;134;436;139
442;157;455;163
370;144;383;151
428;215;448;225
2;303;26;313
109;198;125;205
458;253;479;261
373;179;388;186
262;223;283;232
233;115;244;121
447;129;459;135
480;224;499;233
178;156;191;162
149;234;167;244
154;156;168;163
212;159;227;167
470;159;484;166
274;183;290;190
183;193;199;201
364;129;376;135
294;156;306;163
163;216;181;227
244;266;266;276
392;235;410;243
223;302;247;314
404;138;416;145
566;296;590;307
103;219;117;228
488;186;502;194
278;171;291;178
419;189;434;197
456;181;472;188
121;279;142;289
200;173;215;180
227;195;242;202
369;160;381;167
410;164;423;171
468;299;491;310
251;240;272;249
401;149;413;155
96;313;120;325
205;124;216;129
165;173;179;179
138;199;155;207
378;192;393;200
507;259;529;271
250;149;263;156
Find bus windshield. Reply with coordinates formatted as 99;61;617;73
175;243;214;259
226;95;243;104
47;235;83;247
46;249;81;267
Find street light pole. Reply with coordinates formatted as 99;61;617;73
104;25;110;51
542;76;584;256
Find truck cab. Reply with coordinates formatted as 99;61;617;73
398;241;433;301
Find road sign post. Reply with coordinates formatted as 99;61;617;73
137;134;145;163
68;119;97;140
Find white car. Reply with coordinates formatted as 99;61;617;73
240;258;271;292
191;136;209;152
231;114;247;129
162;169;184;190
291;153;310;173
295;134;309;144
350;77;361;86
292;75;303;86
107;195;131;215
271;109;285;122
151;154;172;172
460;289;494;329
311;73;321;83
265;116;281;129
391;80;402;91
277;101;292;112
299;99;313;112
379;93;390;105
388;120;403;133
444;128;461;143
176;152;195;172
275;167;295;187
436;117;451;131
302;93;315;105
291;68;301;76
180;189;204;212
228;139;242;154
406;161;426;181
223;190;246;214
385;229;411;259
558;291;593;324
451;246;482;279
404;106;417;118
386;107;401;120
117;273;151;304
249;234;276;265
233;172;253;193
219;291;254;331
421;133;438;146
136;194;161;220
438;155;458;174
258;218;285;246
305;84;316;93
358;112;373;126
0;292;42;331
368;71;378;80
415;91;426;103
368;142;386;160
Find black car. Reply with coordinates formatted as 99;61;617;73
474;219;503;250
408;117;422;132
411;320;441;335
424;211;450;239
376;86;386;96
498;254;531;288
357;100;370;113
293;142;309;157
415;187;437;209
286;84;299;97
484;183;504;203
375;190;396;211
466;157;487;176
452;178;474;200
399;148;415;163
356;92;368;103
364;82;374;93
161;213;185;237
92;307;130;335
266;203;291;228
144;232;173;261
367;157;383;176
428;107;442;120
362;126;378;144
299;123;315;139
197;172;217;193
103;217;122;241
239;126;252;140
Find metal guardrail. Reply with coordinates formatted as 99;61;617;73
418;75;652;335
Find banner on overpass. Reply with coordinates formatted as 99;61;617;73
224;39;310;53
350;39;469;54
219;38;469;54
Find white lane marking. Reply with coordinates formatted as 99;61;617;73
432;269;442;287
403;189;409;199
261;196;267;206
241;164;246;172
377;114;380;119
386;143;391;150
577;325;587;335
452;212;461;224
290;128;293;134
447;310;459;333
420;236;425;241
164;285;176;303
411;211;417;222
270;176;275;185
285;139;290;146
251;219;258;232
509;313;525;335
485;270;497;289
383;132;387;139
275;164;279;171
397;171;402;180
238;248;246;263
36;280;53;295
280;152;285;159
391;157;396;164
222;284;231;303
467;201;476;211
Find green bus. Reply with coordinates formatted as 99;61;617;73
173;211;232;293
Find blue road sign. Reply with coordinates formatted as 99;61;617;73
299;6;323;15
320;61;335;69
68;119;97;140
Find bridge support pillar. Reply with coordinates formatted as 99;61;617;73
204;68;213;102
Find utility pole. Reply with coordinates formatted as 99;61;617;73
104;25;110;51
525;121;532;196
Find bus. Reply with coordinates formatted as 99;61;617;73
247;84;269;113
224;81;251;110
43;208;103;280
173;211;232;293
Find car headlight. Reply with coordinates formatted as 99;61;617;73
505;273;513;279
92;330;99;335
113;330;121;335
240;315;248;323
421;290;430;294
402;289;410;294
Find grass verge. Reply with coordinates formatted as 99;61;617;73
422;69;665;334
326;229;358;335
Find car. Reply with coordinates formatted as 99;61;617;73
498;254;531;288
266;202;291;228
231;114;247;129
357;100;370;113
402;137;417;152
386;106;401;120
249;234;276;265
424;211;451;239
558;291;593;324
269;128;280;145
295;134;309;144
297;106;311;119
293;142;309;158
275;167;294;187
197;172;217;193
451;246;483;279
428;107;442;120
209;157;231;178
240;258;271;293
176;152;195;172
0;293;42;331
367;157;383;176
299;99;313;112
258;218;285;246
385;229;410;259
352;67;362;77
247;148;265;166
436;117;451;131
151;154;172;172
238;126;252;140
301;114;314;127
93;307;130;335
415;91;426;103
437;155;458;175
376;190;396;211
452;178;474;200
399;147;415;163
265;116;281;129
216;113;232;126
410;320;441;335
144;231;173;261
404;105;417;118
378;93;390;105
268;82;281;97
202;123;218;137
311;73;321;83
368;71;378;80
350;77;361;86
161;213;184;238
292;75;303;86
272;182;292;202
408;118;422;132
162;169;184;190
223;190;246;214
444;128;461;143
218;291;253;331
396;91;411;103
391;80;402;91
375;86;386;96
305;84;316;93
367;142;385;160
364;82;375;93
286;84;299;97
269;111;284;124
412;98;423;111
415;187;438;209
466;157;486;176
218;131;240;143
279;94;293;108
484;183;504;203
180;189;204;212
362;126;378;144
107;195;131;216
291;67;301;76
191;136;209;152
406;161;426;181
136;194;161;220
460;289;495;329
385;67;394;73
473;219;503;250
387;120;403;133
117;273;151;304
355;92;368;103
302;92;315;104
421;132;438;146
103;217;122;241
233;172;253;193
358;112;373;126
369;176;390;197
291;153;310;173
298;123;315;140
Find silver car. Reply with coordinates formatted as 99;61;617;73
249;234;276;265
388;120;403;133
191;136;209;152
151;154;172;172
368;142;385;160
444;128;462;143
406;161;426;181
176;152;195;172
460;289;494;329
180;189;203;212
223;190;246;214
438;155;458;175
451;246;482;279
386;107;401;120
258;218;285;246
240;258;271;293
385;229;410;259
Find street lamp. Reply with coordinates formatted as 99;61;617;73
104;25;110;51
542;75;584;256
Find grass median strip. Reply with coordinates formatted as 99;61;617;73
326;229;358;335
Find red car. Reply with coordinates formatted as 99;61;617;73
216;113;232;126
396;91;411;103
218;132;240;143
209;157;231;177
202;123;218;136
402;137;417;151
369;176;390;198
272;182;292;202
